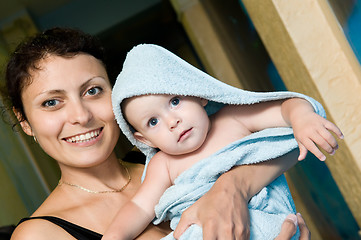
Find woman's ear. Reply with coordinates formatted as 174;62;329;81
133;132;156;148
13;107;33;136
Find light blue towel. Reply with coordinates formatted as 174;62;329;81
112;44;325;239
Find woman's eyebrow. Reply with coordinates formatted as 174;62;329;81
80;78;95;88
80;76;106;88
37;89;65;97
36;77;106;97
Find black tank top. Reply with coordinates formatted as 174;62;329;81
18;216;102;240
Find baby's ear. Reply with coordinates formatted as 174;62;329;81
201;98;208;107
13;107;33;136
133;132;157;148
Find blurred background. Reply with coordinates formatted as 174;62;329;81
0;0;361;239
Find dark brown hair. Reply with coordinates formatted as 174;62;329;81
3;27;106;123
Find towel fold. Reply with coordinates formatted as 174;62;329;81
112;44;325;239
155;128;298;240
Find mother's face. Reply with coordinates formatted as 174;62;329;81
19;54;120;168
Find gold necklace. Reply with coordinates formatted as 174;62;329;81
58;161;131;194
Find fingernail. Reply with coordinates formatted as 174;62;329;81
286;214;298;227
297;212;302;218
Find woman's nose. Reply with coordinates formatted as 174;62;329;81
68;101;92;125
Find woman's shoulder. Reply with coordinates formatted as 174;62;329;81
11;217;74;240
124;161;145;174
11;192;88;239
122;161;146;186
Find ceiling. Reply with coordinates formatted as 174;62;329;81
0;0;162;35
0;0;72;21
0;0;188;80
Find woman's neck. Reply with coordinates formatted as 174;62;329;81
57;153;128;192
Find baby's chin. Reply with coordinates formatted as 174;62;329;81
164;144;204;156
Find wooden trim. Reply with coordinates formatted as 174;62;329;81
170;0;276;91
241;0;361;228
170;0;244;88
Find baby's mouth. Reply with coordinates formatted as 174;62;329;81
63;128;102;143
178;128;192;142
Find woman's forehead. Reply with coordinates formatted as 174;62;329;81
25;54;108;90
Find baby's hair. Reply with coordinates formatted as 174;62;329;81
4;27;106;125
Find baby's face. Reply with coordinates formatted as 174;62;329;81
123;94;210;155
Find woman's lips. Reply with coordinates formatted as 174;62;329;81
63;128;102;143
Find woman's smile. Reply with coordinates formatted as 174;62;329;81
63;127;103;144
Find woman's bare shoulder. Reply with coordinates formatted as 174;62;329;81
11;218;74;240
124;161;145;174
123;161;146;185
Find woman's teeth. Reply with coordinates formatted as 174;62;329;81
65;129;100;143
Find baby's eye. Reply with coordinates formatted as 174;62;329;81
148;118;158;127
42;99;59;108
170;97;180;107
85;87;102;96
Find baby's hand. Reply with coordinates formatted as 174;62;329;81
291;111;343;161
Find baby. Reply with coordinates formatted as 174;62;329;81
104;44;342;240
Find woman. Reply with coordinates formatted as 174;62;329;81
4;27;307;239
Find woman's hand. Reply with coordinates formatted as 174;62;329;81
275;213;310;240
174;150;299;240
173;169;250;239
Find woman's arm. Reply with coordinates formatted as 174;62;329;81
174;149;299;240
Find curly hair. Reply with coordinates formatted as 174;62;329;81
4;27;106;123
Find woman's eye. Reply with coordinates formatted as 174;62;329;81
148;118;158;127
42;99;59;107
171;97;180;107
85;87;102;96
